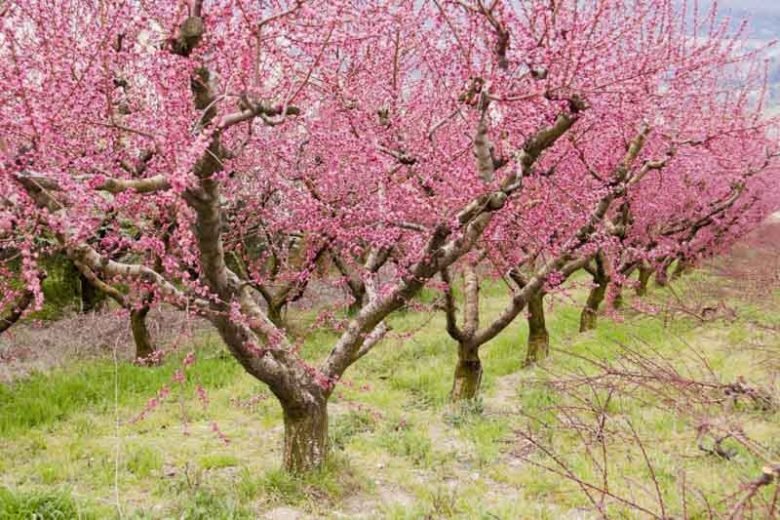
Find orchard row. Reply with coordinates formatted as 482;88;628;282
1;0;778;473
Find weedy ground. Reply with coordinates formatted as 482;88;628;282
0;262;779;519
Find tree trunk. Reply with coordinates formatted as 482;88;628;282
282;399;328;473
347;291;365;317
655;259;672;287
450;342;482;402
636;266;653;296
611;285;624;310
0;290;34;335
525;291;549;366
130;305;156;362
671;258;691;281
580;273;608;332
79;271;106;312
267;303;286;329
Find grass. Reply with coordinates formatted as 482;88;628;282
0;335;240;436
0;487;93;520
0;268;778;518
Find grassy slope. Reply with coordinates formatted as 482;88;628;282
0;271;778;519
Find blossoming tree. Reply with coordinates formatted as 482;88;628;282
1;0;776;472
435;0;779;399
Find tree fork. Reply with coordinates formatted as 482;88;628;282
266;302;287;329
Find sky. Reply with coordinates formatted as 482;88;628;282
705;0;780;39
702;1;780;107
715;0;780;14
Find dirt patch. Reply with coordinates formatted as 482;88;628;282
489;369;526;415
0;307;209;382
262;506;311;520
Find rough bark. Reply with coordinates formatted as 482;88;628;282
450;342;482;402
130;305;156;362
462;261;480;337
580;255;609;332
525;290;549;366
282;398;328;473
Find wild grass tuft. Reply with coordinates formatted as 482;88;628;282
0;487;93;520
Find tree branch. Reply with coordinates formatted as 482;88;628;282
441;267;465;342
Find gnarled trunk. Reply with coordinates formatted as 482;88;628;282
580;273;609;332
636;265;653;296
130;305;156;362
451;342;482;402
282;398;328;473
524;291;549;366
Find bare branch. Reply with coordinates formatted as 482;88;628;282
16;171;171;195
474;98;495;183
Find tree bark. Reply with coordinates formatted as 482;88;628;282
655;258;672;287
282;398;328;473
450;342;482;402
0;290;35;335
580;256;609;332
636;265;653;295
79;271;106;312
671;258;692;281
130;305;156;362
524;290;549;366
331;251;367;316
267;303;286;329
347;292;365;317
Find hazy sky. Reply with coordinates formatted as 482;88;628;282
703;0;780;39
716;0;780;13
704;0;780;16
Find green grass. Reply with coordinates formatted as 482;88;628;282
0;268;778;518
0;487;95;520
0;336;240;436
